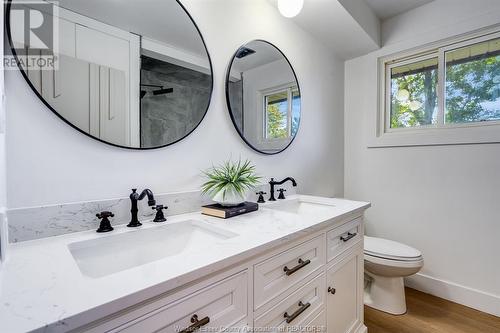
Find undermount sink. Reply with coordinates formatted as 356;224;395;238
265;198;336;215
68;220;238;278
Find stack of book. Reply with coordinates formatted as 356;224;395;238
201;202;258;219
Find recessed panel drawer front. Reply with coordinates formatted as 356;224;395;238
254;273;325;331
111;271;248;333
254;235;325;310
304;310;326;333
326;218;361;262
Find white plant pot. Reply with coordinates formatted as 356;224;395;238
212;188;247;207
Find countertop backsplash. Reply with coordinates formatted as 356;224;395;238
8;185;297;243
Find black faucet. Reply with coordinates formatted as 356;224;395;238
269;177;297;201
128;188;156;227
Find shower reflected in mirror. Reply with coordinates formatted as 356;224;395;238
7;0;213;149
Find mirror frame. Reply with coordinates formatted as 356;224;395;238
5;0;214;150
225;40;301;155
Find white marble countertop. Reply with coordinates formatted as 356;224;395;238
0;195;369;333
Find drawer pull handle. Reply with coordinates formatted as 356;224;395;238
179;315;210;333
328;286;336;295
340;232;357;242
284;301;311;324
284;258;311;276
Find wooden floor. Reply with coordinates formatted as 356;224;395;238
364;288;500;333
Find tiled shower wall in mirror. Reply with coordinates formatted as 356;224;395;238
140;56;211;148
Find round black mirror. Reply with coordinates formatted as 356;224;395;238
226;40;301;154
6;0;213;149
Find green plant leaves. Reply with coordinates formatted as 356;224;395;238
201;159;261;199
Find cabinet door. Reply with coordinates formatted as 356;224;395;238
41;54;92;132
326;243;363;333
99;66;128;146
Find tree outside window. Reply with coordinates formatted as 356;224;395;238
265;87;300;139
389;36;500;129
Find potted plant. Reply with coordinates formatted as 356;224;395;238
202;159;261;206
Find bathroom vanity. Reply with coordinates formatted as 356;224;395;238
0;195;369;333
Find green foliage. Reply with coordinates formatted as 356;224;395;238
391;54;500;128
446;56;500;123
201;159;261;199
391;69;438;128
267;104;287;138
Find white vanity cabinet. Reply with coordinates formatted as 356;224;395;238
74;215;366;333
326;243;364;333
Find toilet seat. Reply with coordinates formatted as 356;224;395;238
364;236;422;262
364;253;424;268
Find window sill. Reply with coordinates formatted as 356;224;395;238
367;124;500;148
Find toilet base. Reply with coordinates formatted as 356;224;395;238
364;272;407;315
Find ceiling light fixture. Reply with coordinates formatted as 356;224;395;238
278;0;304;18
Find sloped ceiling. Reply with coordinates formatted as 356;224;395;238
364;0;434;20
268;0;435;60
268;0;380;59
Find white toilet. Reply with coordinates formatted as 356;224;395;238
363;236;424;315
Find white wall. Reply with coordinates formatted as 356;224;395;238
345;0;500;316
5;0;344;208
0;2;7;263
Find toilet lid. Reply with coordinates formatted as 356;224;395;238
364;236;422;261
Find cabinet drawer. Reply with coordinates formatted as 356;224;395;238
254;273;325;331
109;271;248;333
305;310;326;333
254;235;325;310
326;218;361;262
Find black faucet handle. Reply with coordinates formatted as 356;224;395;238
256;191;267;203
152;204;167;222
277;188;287;200
96;211;114;219
96;211;114;233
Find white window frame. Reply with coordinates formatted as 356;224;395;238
262;84;298;141
373;27;500;147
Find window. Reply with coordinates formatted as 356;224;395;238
264;86;300;139
384;32;500;132
445;38;500;124
390;57;438;128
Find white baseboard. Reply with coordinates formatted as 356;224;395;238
405;273;500;317
356;325;367;333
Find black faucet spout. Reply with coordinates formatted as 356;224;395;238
138;188;156;207
128;188;156;227
269;177;297;201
